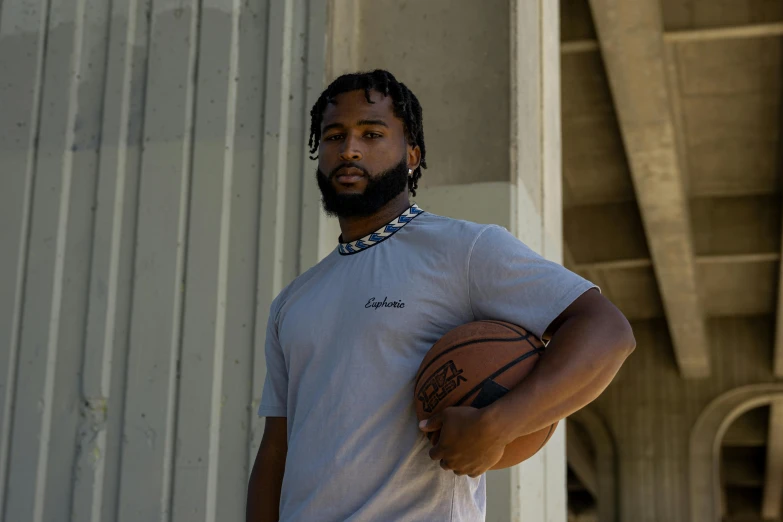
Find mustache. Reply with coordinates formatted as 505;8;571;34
329;162;369;179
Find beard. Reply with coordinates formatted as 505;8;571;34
316;156;409;218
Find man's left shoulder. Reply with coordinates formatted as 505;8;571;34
412;211;494;245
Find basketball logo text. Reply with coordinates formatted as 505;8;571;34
417;360;468;413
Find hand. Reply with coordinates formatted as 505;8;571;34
419;406;507;478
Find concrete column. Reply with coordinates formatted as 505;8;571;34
326;1;565;520
498;2;567;521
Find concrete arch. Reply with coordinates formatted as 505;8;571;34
689;383;783;522
568;408;618;522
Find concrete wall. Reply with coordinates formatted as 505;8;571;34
588;316;779;522
0;0;327;520
356;0;511;187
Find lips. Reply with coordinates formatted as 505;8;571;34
336;174;363;183
334;167;366;184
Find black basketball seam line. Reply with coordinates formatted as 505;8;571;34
453;348;544;407
536;423;556;453
453;347;546;407
414;335;525;386
474;320;542;354
524;336;540;352
415;322;545;387
414;335;525;388
479;320;526;336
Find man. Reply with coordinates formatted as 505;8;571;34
246;69;635;522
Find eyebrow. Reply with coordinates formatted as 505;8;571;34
322;119;389;134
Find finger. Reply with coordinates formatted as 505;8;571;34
419;415;443;433
440;459;451;471
429;446;443;461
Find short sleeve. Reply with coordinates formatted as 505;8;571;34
468;225;597;340
257;301;288;418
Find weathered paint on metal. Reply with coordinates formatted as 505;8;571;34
0;0;326;520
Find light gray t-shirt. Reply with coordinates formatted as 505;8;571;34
258;206;595;522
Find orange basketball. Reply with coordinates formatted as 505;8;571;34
413;320;557;470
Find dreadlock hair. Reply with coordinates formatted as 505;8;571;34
308;69;427;197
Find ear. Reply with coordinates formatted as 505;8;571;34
407;143;421;172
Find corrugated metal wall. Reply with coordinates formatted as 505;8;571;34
0;0;327;520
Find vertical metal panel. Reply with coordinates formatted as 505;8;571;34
224;0;270;512
209;1;269;519
115;0;201;518
298;1;331;269
0;0;326;520
3;0;110;519
72;0;151;519
170;0;242;519
0;0;49;518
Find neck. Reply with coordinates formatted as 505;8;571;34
338;193;411;243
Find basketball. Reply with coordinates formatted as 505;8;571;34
413;320;557;470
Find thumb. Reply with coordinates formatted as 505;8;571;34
419;413;443;432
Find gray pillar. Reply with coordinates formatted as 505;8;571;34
491;2;567;520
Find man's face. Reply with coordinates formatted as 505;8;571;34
316;89;417;218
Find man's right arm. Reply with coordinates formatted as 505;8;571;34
246;417;288;522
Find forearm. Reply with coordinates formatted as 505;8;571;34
246;445;286;522
483;308;634;442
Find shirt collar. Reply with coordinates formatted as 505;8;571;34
338;204;424;255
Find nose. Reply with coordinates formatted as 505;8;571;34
338;134;363;162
